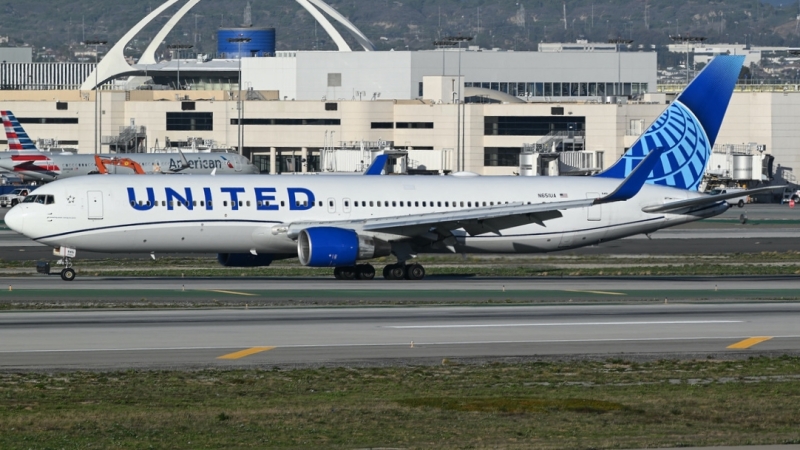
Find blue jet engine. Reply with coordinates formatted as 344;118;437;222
297;227;391;267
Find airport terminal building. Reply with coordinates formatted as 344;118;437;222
0;0;796;188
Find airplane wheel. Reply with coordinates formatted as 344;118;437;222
339;266;357;280
60;268;76;281
404;264;426;281
356;264;375;280
738;200;745;208
383;264;405;280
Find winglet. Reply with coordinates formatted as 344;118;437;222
595;147;666;204
364;154;388;175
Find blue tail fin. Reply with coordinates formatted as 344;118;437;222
1;110;39;151
364;154;388;175
596;55;744;191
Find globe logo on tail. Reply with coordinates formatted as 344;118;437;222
617;101;710;191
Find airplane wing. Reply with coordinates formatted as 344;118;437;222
283;147;665;239
642;186;783;214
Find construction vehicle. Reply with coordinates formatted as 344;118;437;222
92;155;146;175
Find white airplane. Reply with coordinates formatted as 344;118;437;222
6;55;773;281
0;110;259;181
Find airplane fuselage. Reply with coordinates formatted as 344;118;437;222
0;152;259;182
7;174;726;256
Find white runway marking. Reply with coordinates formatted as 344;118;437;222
385;320;743;329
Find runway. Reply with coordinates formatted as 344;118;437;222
1;303;798;370
1;276;799;305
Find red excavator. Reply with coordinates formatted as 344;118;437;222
93;155;146;175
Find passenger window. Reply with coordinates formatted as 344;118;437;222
223;201;228;207
200;201;205;207
329;200;334;207
422;202;426;207
369;201;374;207
247;201;251;207
392;201;397;207
239;201;243;207
437;201;442;207
415;201;419;207
303;201;307;207
208;201;213;207
281;201;285;207
344;200;349;207
399;201;403;207
318;201;323;207
377;201;381;207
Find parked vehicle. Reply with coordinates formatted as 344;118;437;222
0;188;31;207
708;187;748;208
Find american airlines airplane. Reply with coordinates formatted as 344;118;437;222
6;55;771;282
0;110;258;181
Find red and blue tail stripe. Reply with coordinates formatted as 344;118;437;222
1;110;39;151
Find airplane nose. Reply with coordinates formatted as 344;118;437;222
4;206;25;234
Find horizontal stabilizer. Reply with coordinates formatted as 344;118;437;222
642;186;784;213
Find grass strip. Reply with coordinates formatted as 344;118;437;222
1;357;799;449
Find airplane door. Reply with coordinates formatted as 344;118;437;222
586;192;601;221
234;156;243;172
87;191;103;220
327;198;336;214
343;198;352;215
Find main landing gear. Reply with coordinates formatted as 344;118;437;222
331;263;426;281
333;264;376;280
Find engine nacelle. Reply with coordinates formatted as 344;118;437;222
297;227;391;267
217;253;275;267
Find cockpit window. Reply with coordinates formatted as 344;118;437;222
21;195;54;204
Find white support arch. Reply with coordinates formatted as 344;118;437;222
295;0;352;52
139;0;202;65
80;0;182;90
80;0;375;89
304;0;375;51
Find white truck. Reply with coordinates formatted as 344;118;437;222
708;187;749;208
0;188;32;207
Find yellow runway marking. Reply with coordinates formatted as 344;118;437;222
727;337;773;349
217;347;276;360
206;289;257;297
564;289;626;296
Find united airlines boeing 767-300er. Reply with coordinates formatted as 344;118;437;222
0;110;258;181
6;55;774;281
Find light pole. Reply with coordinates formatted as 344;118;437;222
228;36;251;155
84;39;107;155
608;38;633;97
443;36;472;172
670;35;706;86
167;44;193;90
433;40;456;76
